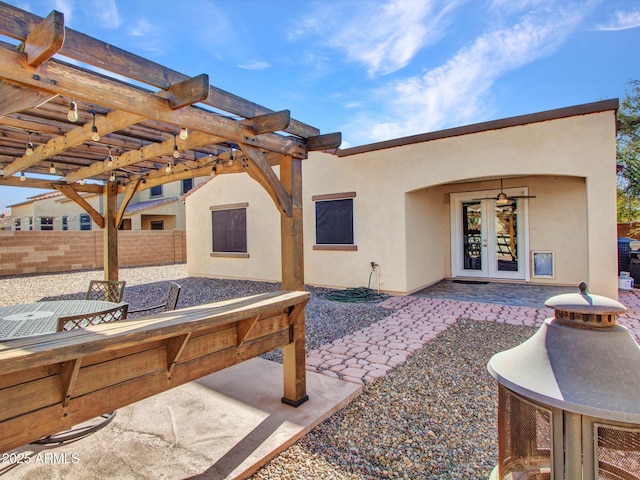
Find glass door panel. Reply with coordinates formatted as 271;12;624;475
462;201;484;273
494;202;518;273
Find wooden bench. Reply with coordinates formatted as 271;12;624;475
0;290;309;453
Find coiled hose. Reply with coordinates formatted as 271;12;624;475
323;271;386;303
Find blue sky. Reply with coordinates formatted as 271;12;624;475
2;0;640;210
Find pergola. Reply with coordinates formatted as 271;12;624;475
0;3;341;444
0;3;340;288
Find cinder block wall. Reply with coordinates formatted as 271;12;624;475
0;230;186;276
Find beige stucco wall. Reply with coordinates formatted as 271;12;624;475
187;172;282;282
185;107;618;297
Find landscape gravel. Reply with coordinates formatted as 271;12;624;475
0;264;538;478
0;264;389;360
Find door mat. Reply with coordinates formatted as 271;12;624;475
452;280;489;285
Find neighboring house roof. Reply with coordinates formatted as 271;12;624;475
338;99;619;157
125;196;179;214
8;190;63;208
181;176;214;201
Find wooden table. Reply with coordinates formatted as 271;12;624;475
0;300;124;339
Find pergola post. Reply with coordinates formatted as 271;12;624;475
279;155;308;406
103;181;119;281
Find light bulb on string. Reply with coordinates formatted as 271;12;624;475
110;172;116;182
67;99;79;122
165;161;173;174
25;132;34;156
90;111;100;142
210;163;217;177
20;172;26;182
172;133;180;159
49;163;56;174
179;127;189;140
227;148;235;167
107;147;114;168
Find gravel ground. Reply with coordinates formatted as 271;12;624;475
250;320;536;480
0;264;390;362
0;264;535;478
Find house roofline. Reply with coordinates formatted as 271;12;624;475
337;99;620;157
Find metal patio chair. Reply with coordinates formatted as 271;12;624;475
57;303;129;332
129;282;181;315
35;304;129;445
86;280;126;303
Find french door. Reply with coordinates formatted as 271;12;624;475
451;191;528;280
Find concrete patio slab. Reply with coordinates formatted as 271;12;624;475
1;358;361;480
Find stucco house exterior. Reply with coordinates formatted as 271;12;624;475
185;100;619;298
6;177;204;231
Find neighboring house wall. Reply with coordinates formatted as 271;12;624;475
185;102;619;297
6;178;203;231
0;230;186;276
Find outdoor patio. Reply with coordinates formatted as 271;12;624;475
1;265;639;478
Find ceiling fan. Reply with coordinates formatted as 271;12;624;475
475;178;536;206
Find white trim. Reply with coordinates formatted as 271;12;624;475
450;188;530;281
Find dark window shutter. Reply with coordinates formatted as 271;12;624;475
212;208;247;253
315;198;353;244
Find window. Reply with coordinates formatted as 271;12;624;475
62;216;68;231
27;217;33;231
150;220;164;230
211;204;248;255
150;185;163;197
14;218;20;231
40;217;54;230
313;192;356;250
182;178;194;194
80;214;92;230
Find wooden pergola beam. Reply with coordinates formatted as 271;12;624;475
0;79;57;117
165;74;209;109
64;129;223;183
22;10;64;67
2;109;146;178
308;132;343;151
241;110;291;135
0;4;319;139
0;175;102;193
240;144;292;216
0;45;308;159
54;184;105;228
116;178;141;228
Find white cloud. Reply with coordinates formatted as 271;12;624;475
330;0;463;77
596;9;640;31
237;61;270;71
130;18;152;37
347;5;588;144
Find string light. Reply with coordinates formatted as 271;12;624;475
179;127;189;140
90;111;100;142
20;172;26;182
227;148;235;167
172;133;180;159
79;178;85;185
107;147;114;168
67;99;79;122
109;172;116;182
165;161;173;174
210;163;217;176
49;163;56;174
25;132;34;156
